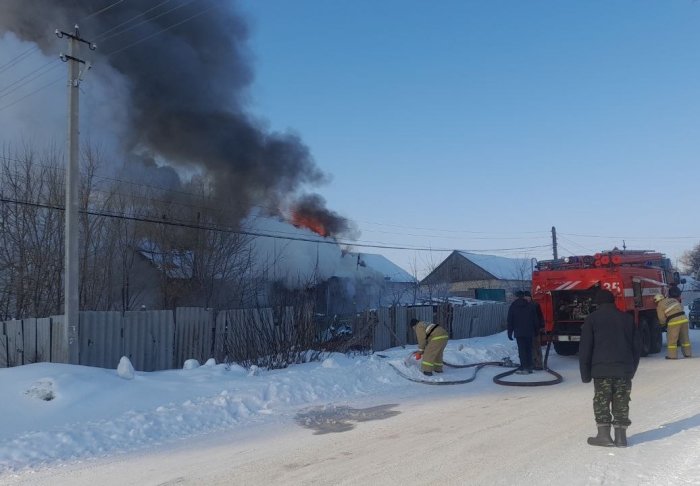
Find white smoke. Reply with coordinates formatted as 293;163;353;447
244;215;384;288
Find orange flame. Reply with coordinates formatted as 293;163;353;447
291;212;328;237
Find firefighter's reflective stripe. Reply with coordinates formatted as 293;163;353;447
667;317;689;326
430;335;448;342
668;345;678;349
422;360;435;367
665;302;684;314
682;343;691;348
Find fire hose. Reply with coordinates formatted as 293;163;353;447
385;358;513;386
490;340;563;386
380;339;563;387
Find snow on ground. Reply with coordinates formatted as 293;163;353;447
2;330;700;485
0;332;516;474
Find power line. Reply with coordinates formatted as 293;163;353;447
0;61;61;100
0;75;63;113
105;1;216;57
559;232;700;240
0;1;211;114
358;219;546;235
360;226;551;241
0;156;559;246
81;0;127;21
98;0;199;43
558;234;596;254
94;0;176;39
556;243;575;257
0;45;41;76
0;195;552;254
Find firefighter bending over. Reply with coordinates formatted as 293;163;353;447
410;318;449;376
655;287;692;359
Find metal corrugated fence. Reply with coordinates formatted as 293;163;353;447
175;307;213;368
80;311;123;369
123;310;175;371
452;304;508;339
0;303;509;369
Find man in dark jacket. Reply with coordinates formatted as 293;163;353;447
524;291;545;369
507;290;541;374
579;289;642;448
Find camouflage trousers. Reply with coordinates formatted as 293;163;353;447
592;377;632;427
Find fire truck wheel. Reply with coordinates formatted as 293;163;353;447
553;341;579;356
649;319;663;354
638;315;662;355
640;320;651;357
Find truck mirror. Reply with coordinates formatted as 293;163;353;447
672;271;681;284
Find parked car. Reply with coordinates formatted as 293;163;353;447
689;299;700;329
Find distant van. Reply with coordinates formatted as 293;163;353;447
689;299;700;329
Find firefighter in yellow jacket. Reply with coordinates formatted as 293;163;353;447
410;318;449;376
655;287;692;359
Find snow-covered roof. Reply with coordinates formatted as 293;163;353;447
458;251;533;281
138;240;193;279
682;275;700;291
350;253;415;283
414;296;493;306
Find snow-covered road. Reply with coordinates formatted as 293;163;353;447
5;330;700;486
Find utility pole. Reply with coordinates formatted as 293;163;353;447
551;226;558;260
56;25;95;364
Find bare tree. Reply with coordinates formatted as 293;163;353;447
680;244;700;279
0;143;64;319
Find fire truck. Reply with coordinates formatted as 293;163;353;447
532;250;682;357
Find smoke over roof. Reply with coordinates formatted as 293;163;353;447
0;0;352;233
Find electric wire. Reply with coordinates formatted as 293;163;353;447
81;0;127;21
0;75;64;113
93;0;175;39
0;45;41;75
559;232;700;240
358;219;546;235
0;1;215;113
558;235;596;254
555;243;575;257
105;1;217;57
0;156;559;245
0;61;61;100
97;0;199;44
0;195;552;254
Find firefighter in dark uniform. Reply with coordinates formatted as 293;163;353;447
579;289;641;447
410;318;449;376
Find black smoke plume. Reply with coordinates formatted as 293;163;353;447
290;194;358;239
0;0;351;231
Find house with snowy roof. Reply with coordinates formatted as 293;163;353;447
317;252;417;314
420;251;533;302
681;274;700;304
135;238;417;313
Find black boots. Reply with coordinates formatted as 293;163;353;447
587;424;628;447
614;426;628;447
587;424;614;447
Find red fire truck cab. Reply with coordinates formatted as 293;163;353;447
532;250;682;357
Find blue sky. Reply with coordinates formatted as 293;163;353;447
238;0;700;275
